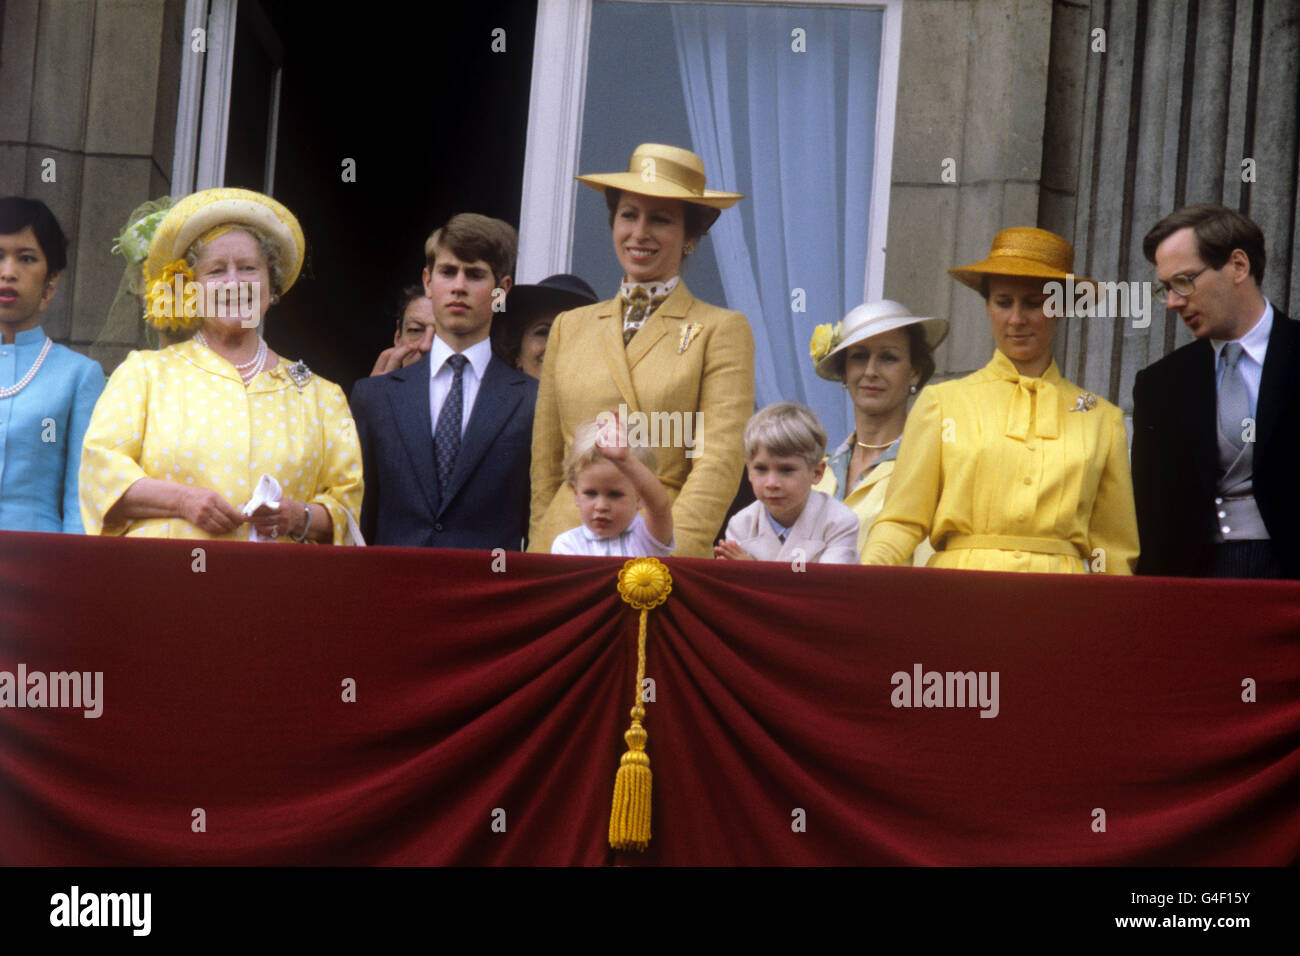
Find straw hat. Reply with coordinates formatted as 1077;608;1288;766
948;227;1091;293
812;300;949;381
143;187;306;294
576;143;743;231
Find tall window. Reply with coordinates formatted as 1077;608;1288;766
521;0;901;439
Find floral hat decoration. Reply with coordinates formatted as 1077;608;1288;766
111;197;175;275
138;188;305;331
811;300;948;381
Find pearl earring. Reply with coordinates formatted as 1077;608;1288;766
909;385;918;394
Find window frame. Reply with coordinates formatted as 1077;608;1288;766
516;0;903;302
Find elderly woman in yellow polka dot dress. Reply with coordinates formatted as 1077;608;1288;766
79;188;363;543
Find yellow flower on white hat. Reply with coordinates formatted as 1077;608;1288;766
809;323;841;363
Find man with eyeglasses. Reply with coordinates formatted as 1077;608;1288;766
1132;204;1299;578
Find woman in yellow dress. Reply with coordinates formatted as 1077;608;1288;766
80;188;363;543
862;228;1138;573
809;301;946;564
529;144;754;557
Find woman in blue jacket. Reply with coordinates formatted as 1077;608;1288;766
0;197;105;532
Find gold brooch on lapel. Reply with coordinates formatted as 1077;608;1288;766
677;322;702;354
286;360;314;389
1069;391;1098;412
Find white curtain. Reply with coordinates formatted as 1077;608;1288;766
671;4;881;443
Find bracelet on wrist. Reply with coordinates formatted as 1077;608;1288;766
292;503;312;543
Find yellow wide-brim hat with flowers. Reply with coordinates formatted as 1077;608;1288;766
948;227;1092;292
143;187;306;297
577;143;743;232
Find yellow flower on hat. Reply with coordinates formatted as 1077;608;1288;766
143;187;305;303
144;259;198;332
809;323;840;363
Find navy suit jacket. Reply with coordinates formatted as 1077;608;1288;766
1131;308;1300;577
350;350;537;549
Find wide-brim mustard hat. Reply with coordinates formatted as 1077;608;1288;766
143;187;306;296
948;227;1092;292
577;143;743;231
812;300;949;381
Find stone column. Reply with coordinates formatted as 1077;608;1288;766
1041;0;1299;411
0;0;185;372
883;0;1054;382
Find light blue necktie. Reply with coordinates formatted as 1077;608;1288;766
1218;343;1249;450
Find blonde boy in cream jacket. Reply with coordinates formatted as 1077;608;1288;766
715;402;859;565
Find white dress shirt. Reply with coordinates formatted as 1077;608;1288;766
765;509;792;542
551;513;674;558
1211;299;1272;415
428;336;493;437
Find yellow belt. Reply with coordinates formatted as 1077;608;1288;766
941;534;1081;558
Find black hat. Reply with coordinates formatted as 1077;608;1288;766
502;274;599;321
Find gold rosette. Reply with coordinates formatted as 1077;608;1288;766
617;556;672;610
609;557;673;851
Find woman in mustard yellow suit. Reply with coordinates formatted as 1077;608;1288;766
809;301;947;564
862;228;1138;573
529;144;755;557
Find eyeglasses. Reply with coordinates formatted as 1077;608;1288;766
1153;266;1209;300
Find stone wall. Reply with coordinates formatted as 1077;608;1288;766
884;0;1299;410
883;0;1054;383
1043;0;1298;411
0;0;185;372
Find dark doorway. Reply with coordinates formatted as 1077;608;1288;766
223;0;538;394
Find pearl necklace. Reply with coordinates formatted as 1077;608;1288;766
0;336;53;400
196;331;267;384
855;434;900;450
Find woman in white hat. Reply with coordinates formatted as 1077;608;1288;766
809;301;946;563
528;144;755;558
862;227;1138;573
79;188;363;543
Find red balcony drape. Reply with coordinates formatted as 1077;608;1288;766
1;531;1297;865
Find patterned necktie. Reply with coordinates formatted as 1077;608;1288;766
434;354;468;491
1218;343;1249;451
622;287;669;345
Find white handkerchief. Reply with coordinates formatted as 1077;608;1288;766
242;473;283;542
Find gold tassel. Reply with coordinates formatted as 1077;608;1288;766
610;558;672;852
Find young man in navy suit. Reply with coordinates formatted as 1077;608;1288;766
350;214;536;549
1133;205;1300;578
